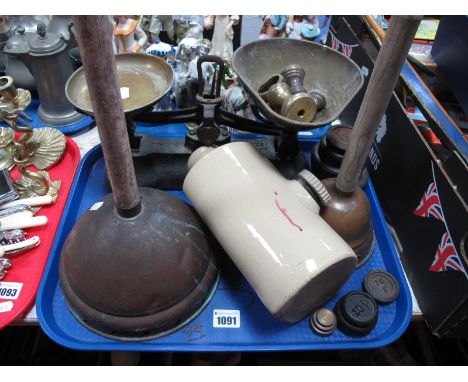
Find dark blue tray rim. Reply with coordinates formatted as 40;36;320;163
0;98;95;136
36;144;412;351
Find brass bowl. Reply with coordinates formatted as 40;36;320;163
65;53;174;116
232;39;364;131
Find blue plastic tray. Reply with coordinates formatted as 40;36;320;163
36;137;412;352
0;98;94;135
136;120;331;142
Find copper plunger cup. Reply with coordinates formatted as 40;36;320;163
320;16;422;265
59;16;218;341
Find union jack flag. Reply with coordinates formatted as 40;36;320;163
331;34;340;50
413;182;445;221
429;232;466;274
342;44;353;58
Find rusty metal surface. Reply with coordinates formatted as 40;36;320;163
231;38;364;131
59;187;219;341
65;53;174;116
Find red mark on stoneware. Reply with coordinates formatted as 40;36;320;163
274;191;303;232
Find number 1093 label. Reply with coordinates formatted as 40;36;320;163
0;282;23;300
213;309;240;328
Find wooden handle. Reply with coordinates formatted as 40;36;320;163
336;16;422;193
364;15;463;135
0;211;33;224
73;16;141;216
1;236;40;254
0;215;48;231
0;195;53;210
363;15;386;41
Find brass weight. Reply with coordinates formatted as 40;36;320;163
281;92;318;122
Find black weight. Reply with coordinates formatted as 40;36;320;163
318;136;345;168
341;291;378;327
326;124;353;154
310;127;369;189
334;291;378;337
334;298;376;337
363;270;400;304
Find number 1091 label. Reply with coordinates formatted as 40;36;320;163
213;309;240;328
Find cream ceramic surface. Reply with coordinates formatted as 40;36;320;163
183;142;357;323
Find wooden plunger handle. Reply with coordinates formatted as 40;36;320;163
73;16;141;216
336;15;422;194
363;15;386;41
